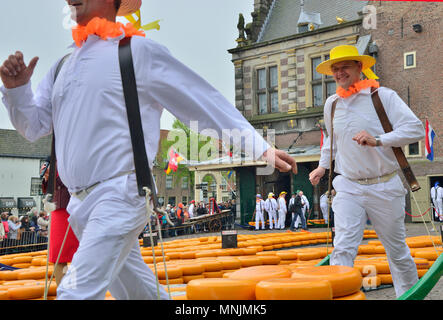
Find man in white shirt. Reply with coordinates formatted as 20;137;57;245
430;182;443;222
188;200;195;219
0;0;297;300
254;194;266;230
277;191;287;230
309;45;424;297
264;193;278;229
294;190;309;228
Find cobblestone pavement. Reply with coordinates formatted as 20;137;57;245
161;222;443;300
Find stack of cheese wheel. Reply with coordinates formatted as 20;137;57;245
148;265;184;285
290;266;364;300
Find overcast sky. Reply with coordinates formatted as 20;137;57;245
0;0;253;130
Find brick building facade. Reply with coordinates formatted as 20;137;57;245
362;1;443;221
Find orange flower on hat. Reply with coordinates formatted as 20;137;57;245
72;17;145;47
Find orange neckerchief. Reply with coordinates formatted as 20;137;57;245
72;17;145;48
336;79;380;98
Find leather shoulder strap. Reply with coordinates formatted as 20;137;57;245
327;99;338;199
370;87;420;192
46;53;71;197
118;37;158;201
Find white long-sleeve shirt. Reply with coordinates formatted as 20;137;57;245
264;198;277;212
319;87;424;180
188;203;195;218
1;34;269;193
278;197;287;214
301;194;309;210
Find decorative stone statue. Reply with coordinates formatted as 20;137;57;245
237;13;246;41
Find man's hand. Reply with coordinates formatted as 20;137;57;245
262;148;298;174
309;166;326;186
352;130;378;147
0;51;39;89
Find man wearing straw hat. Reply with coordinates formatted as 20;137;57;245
264;192;278;230
309;45;424;297
0;0;297;299
254;194;266;231
277;191;287;230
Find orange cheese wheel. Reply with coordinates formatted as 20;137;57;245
8;285;44;300
1;280;37;287
200;261;223;272
414;258;430;269
159;278;184;285
153;266;183;280
290;266;362;298
373;261;390;274
30;258;44;266
179;263;205;276
334;290;366;300
203;271;224;278
378;274;392;284
11;256;33;264
242;248;258;255
297;251;322;261
227;265;292;283
374;246;386;254
275;251;298;260
183;274;205;283
0;259;13;266
216;258;242;270
0;290;8;300
226;248;244;256
257;255;281;265
417;269;428;278
29;282;58;296
256;278;333;300
179;251;196;259
165;252;181;260
256;251;277;256
17;270;47;280
358;245;377;255
414;250;440;261
11;263;31;269
0;270;20;281
195;250;218;259
186;278;256;300
237;256;263;267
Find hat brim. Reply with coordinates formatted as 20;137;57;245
316;55;376;76
117;0;142;16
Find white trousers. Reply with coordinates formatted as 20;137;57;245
320;203;329;224
277;210;286;229
57;173;170;300
255;211;265;230
435;200;443;221
330;174;418;298
268;210;278;229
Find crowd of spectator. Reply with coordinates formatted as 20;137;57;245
144;199;236;238
0;209;49;255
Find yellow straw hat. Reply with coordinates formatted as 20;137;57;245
117;0;142;16
279;191;287;197
316;45;378;79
